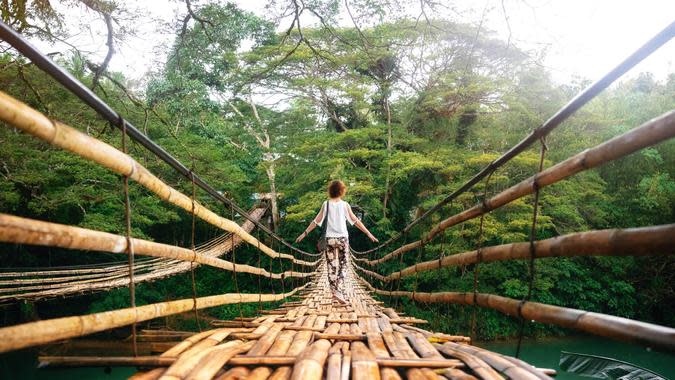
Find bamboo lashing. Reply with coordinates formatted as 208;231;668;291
515;137;548;357
120;117;139;356
189;168;202;331
0;257;164;277
359;276;675;352
0;91;316;267
88;258;523;380
0;213;313;281
359;224;675;282
0;284;308;353
472;174;492;342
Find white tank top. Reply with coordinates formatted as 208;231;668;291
315;200;356;238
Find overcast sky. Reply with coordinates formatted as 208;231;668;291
34;0;675;86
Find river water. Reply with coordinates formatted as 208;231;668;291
479;336;674;379
1;336;673;379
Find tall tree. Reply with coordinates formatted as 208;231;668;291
147;3;288;229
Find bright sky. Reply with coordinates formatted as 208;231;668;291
31;0;675;87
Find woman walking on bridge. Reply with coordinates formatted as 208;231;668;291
295;180;378;303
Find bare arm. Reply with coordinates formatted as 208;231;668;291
295;202;325;243
347;204;378;242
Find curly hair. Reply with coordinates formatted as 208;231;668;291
327;180;347;198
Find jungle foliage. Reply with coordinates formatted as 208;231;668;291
0;0;673;340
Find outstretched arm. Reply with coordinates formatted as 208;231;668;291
295;203;325;243
347;204;378;243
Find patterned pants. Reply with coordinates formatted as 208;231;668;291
325;237;348;300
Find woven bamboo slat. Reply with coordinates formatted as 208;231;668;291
37;257;535;379
434;343;503;380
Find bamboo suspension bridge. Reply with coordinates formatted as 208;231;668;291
0;19;674;380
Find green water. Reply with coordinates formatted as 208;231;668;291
0;350;135;380
1;336;673;379
479;336;675;379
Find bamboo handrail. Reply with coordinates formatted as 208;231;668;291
358;277;675;352
36;355;465;368
0;207;273;301
362;110;675;266
0;260;166;284
359;224;675;281
0;270;137;293
352;21;675;257
0;283;308;353
0;91;316;267
0;257;163;276
0;214;313;280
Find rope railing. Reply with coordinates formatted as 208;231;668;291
0;282;310;354
352;224;675;282
0;261;164;283
0;227;239;281
0;91;317;267
356;275;675;352
0;258;163;277
0;213;315;283
0;207;285;301
347;103;675;358
0;20;320;259
355;110;675;267
352;20;675;257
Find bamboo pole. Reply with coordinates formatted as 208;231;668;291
37;354;467;369
441;368;479;380
0;91;315;267
0;257;165;277
0;213;313;280
290;339;332;380
0;284;307;353
438;342;547;380
216;367;250;380
363;110;675;266
184;340;255;380
36;355;466;369
247;323;284;355
38;355;175;367
129;368;166;380
160;329;228;358
351;341;381;380
359;278;675;352
40;339;176;356
379;224;675;281
326;342;345;380
180;330;237;360
158;340;244;380
0;260;170;285
434;344;503;380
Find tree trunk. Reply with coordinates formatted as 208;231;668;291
382;98;392;220
265;161;279;232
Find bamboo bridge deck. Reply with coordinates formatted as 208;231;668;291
43;256;551;380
